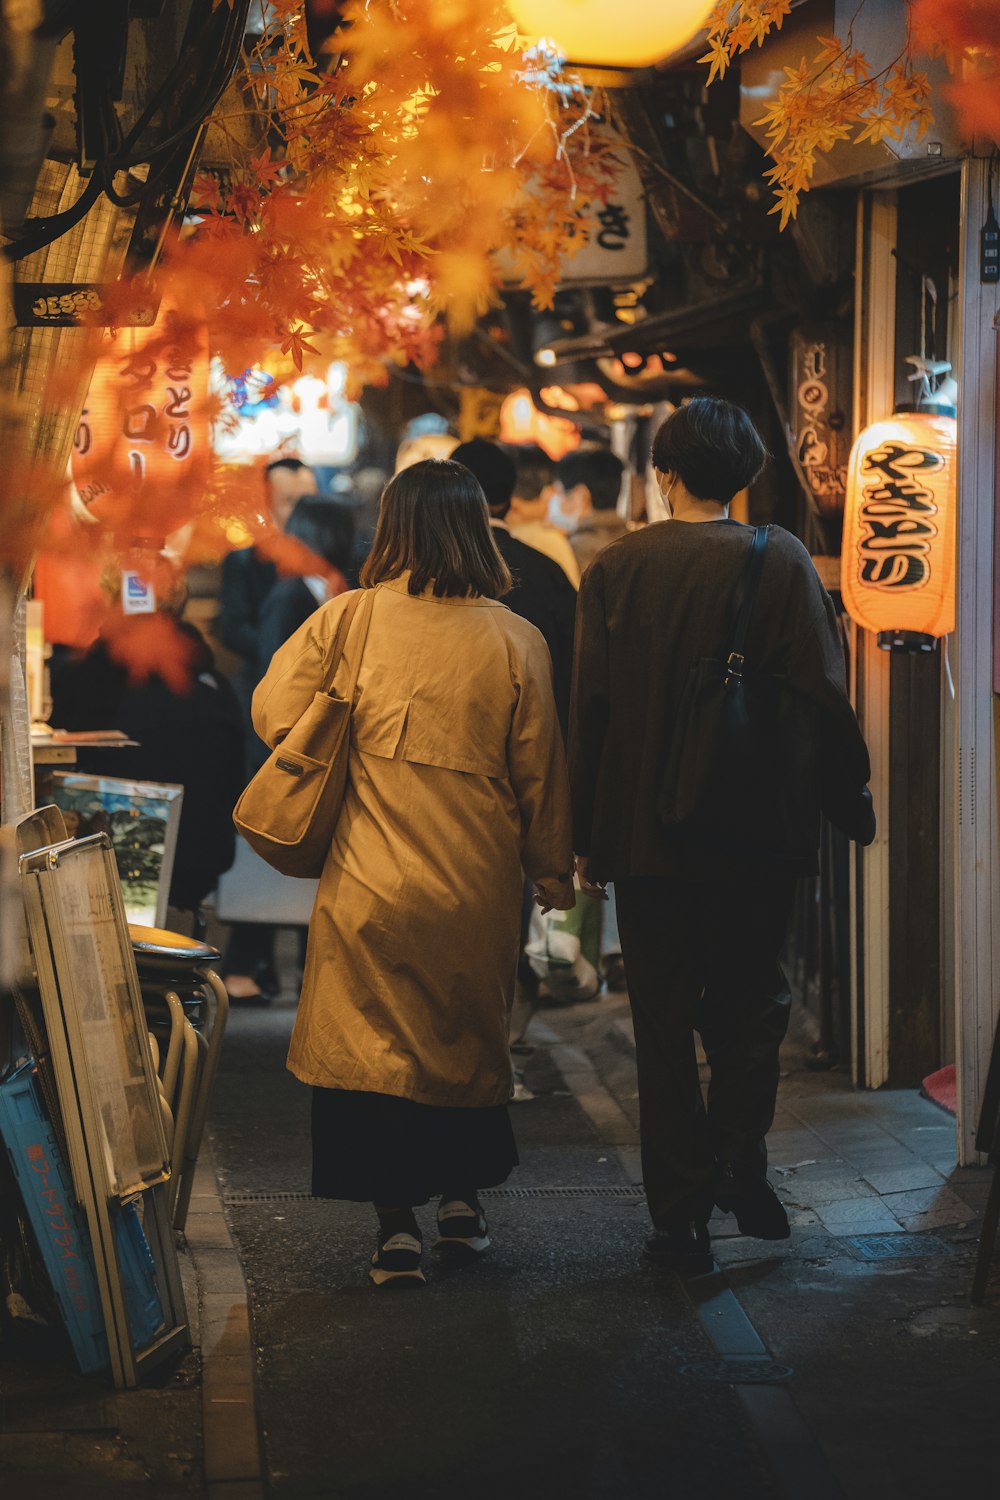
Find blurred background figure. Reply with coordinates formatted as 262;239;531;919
557;446;628;572
450;439;575;736
256;495;356;673
48;575;244;926
394;413;458;474
216;456;317;1002
450;438;578;1097
505;444;580;588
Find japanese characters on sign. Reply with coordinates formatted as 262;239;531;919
789;330;851;516
71;301;210;543
841;410;957;642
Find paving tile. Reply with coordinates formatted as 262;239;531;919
814;1198;904;1235
778;1174;877;1207
880;1185;968;1219
862;1163;947;1194
897;1208;973;1232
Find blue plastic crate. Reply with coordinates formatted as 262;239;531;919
0;1062;164;1375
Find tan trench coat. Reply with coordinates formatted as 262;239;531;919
252;577;575;1108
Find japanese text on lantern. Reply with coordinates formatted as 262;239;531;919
855;441;942;590
71;304;210;537
841;411;957;642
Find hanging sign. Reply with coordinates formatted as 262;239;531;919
71;300;211;544
789;328;852;515
840;409;957;650
494;126;647;288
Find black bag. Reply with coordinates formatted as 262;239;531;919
657;525;821;868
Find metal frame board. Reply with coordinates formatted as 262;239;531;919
18;831;188;1387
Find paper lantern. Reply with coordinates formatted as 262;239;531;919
508;0;715;69
840;408;957;651
72;300;211;545
499;388;580;460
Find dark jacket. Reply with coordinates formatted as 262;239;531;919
257;576;324;681
49;622;245;909
218;545;279;775
217;546;278;663
569;519;874;883
490;521;576;735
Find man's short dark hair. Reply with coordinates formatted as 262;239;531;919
508;443;554;501
557;446;624;511
651;397;768;505
265;457;311;477
450;439;516;517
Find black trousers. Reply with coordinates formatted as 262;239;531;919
615;876;796;1230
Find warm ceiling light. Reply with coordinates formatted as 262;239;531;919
535;347;558;367
620;351;646;371
508;0;715;69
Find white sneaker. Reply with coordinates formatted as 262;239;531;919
510;1066;535;1103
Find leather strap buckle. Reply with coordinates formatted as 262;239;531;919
724;651;745;687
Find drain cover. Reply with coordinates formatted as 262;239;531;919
678;1358;794;1385
223;1184;646;1206
845;1234;952;1262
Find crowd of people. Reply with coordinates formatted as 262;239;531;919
48;398;875;1288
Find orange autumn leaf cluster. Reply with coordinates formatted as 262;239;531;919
702;1;933;228
12;1;627;681
701;0;1000;229
189;0;622;374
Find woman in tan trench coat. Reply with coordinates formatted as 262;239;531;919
252;459;575;1286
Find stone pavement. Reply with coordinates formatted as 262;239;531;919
3;976;999;1498
539;992;1000;1499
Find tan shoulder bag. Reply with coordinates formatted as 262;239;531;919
233;587;375;878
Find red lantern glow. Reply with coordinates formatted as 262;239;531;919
71;300;212;545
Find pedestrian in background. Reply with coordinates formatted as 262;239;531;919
255;495;356;674
558;445;628;573
217;456;317;1002
570;396;875;1273
451;438;576;735
253;459;574;1286
505;443;581;587
451;438;578;1084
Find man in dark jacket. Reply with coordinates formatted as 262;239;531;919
451;439;576;734
570;396;875;1272
217;457;318;773
216;457;316;1001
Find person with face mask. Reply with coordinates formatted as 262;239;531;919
556;445;628;572
569;396;875;1274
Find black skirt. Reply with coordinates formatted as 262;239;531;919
311;1086;519;1205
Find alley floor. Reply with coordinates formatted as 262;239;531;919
204;981;1000;1500
3;973;999;1499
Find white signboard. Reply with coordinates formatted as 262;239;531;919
495;126;648;288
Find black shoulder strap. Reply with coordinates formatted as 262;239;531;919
724;525;769;686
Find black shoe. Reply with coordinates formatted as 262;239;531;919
369;1231;425;1287
602;953;627;993
435;1199;491;1255
714;1165;790;1240
642;1222;713;1276
252;961;281;1001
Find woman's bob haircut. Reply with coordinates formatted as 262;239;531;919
360;458;513;599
